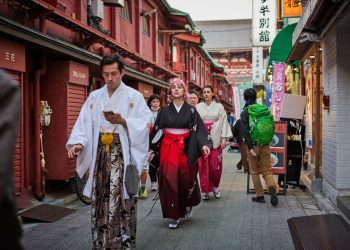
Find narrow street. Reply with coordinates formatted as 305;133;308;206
22;150;325;250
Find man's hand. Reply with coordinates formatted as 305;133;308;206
250;149;257;157
68;144;83;158
104;112;127;127
221;138;227;149
202;146;211;157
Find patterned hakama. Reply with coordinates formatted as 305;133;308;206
92;133;137;249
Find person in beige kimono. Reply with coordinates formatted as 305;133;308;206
196;85;233;200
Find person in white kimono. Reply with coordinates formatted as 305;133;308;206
66;54;152;249
196;85;233;200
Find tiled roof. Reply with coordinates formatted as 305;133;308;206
195;20;252;50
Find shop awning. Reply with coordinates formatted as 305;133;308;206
268;23;297;67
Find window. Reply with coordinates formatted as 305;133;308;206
142;15;150;36
120;0;131;22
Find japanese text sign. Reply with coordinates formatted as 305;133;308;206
252;0;276;47
272;63;286;121
282;0;302;17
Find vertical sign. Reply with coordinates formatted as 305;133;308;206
233;87;241;118
252;0;276;47
252;47;263;83
272;63;286;121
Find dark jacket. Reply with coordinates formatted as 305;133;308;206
240;99;255;150
231;119;243;143
0;69;22;250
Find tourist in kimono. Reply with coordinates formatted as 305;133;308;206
149;78;212;229
196;85;233;200
188;90;200;106
67;54;152;249
0;69;22;250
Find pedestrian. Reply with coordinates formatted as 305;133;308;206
0;69;23;250
240;88;278;206
196;85;233;200
188;90;200;106
150;78;211;229
66;53;152;249
144;94;161;193
231;119;249;173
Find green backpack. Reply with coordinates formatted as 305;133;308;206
247;104;275;145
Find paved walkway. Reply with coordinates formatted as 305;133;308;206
22;151;326;250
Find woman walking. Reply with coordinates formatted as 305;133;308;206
196;85;232;200
150;79;211;229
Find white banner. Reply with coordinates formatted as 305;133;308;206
252;47;264;83
252;0;276;47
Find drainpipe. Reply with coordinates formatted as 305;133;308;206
33;16;46;200
315;42;321;179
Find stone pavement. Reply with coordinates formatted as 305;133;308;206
21;150;329;250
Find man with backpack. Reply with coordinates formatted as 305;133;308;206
240;88;279;206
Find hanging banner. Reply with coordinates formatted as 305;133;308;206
272;63;286;120
252;47;264;83
282;0;302;18
252;0;276;47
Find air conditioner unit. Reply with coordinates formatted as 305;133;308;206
90;0;104;19
190;71;196;81
102;0;124;7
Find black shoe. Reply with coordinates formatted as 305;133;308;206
252;196;265;203
236;160;243;170
268;186;278;206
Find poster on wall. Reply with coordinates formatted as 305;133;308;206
252;0;276;47
270;121;287;175
254;85;265;105
305;63;313;148
272;63;286;121
265;83;273;108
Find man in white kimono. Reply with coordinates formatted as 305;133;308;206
67;54;152;249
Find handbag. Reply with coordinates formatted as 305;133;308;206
124;135;139;197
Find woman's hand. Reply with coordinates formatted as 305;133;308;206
67;144;83;159
202;146;211;157
221;138;227;148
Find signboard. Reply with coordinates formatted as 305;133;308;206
282;0;302;18
252;47;263;84
272;63;286;121
271;121;287;175
0;37;25;72
252;0;276;47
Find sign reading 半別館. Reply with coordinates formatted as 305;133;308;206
252;0;276;47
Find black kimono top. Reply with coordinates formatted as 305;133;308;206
150;102;212;165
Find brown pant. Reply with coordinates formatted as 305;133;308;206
247;145;278;197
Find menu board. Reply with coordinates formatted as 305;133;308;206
270;121;287;174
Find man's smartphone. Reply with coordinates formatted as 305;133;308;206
103;111;114;116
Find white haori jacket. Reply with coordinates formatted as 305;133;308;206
66;82;152;199
196;100;233;149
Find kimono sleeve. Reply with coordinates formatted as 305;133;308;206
219;105;233;139
194;109;213;149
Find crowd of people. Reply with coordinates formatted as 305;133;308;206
65;54;280;249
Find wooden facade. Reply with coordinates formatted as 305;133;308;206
0;0;233;205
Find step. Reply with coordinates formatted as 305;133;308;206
337;196;350;221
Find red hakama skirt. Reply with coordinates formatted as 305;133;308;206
158;130;201;220
198;121;223;193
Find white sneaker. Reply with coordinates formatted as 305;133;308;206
151;182;157;191
213;187;221;199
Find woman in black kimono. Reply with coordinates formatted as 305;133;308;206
150;78;212;229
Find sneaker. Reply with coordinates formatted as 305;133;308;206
202;193;209;200
185;207;193;219
268;186;278;206
213;187;221;199
138;189;148;199
151;182;158;191
252;196;265;203
168;219;179;229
